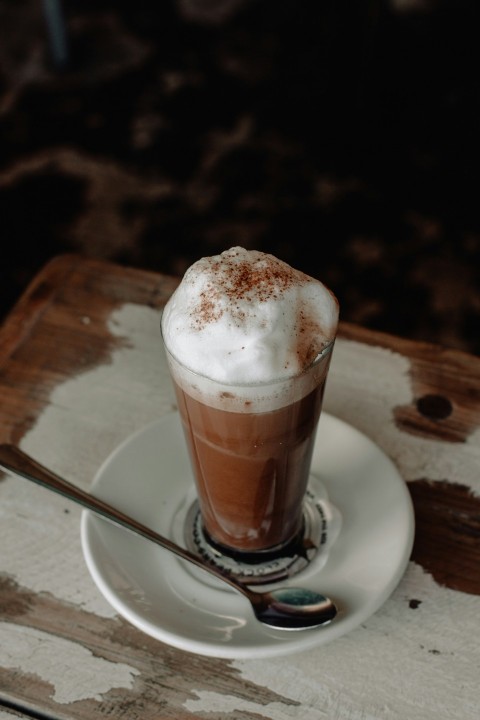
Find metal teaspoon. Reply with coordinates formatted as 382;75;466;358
0;443;337;631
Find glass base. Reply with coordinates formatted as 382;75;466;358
183;487;329;586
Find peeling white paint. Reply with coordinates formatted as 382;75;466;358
0;622;140;704
0;304;173;616
3;303;479;719
22;304;175;487
4;312;476;619
185;564;480;720
326;338;480;495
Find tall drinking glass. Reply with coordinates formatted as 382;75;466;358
162;338;335;559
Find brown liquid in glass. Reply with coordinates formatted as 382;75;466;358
174;379;327;555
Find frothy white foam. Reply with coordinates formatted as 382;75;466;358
161;247;339;389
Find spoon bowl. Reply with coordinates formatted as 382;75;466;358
0;443;337;631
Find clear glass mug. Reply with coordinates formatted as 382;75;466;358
162;337;335;560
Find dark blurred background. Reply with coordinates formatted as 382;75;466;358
1;0;479;354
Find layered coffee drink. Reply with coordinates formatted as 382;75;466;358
161;247;339;557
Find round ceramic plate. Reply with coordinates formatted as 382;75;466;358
80;412;415;659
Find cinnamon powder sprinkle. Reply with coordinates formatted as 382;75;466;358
190;251;310;330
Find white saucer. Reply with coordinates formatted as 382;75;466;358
80;412;415;659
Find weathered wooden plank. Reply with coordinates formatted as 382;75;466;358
1;574;294;719
1;256;479;720
325;331;480;597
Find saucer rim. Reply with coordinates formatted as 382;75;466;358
80;411;415;659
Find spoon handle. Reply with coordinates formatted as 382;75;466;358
0;443;243;594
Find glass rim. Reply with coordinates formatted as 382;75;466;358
161;326;335;389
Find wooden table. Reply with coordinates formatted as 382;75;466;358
1;255;479;719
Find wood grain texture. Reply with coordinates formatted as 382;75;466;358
0;255;179;445
1;255;479;719
335;321;480;597
1;578;289;719
340;321;480;443
409;479;480;594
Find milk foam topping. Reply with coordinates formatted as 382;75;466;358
161;247;339;386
